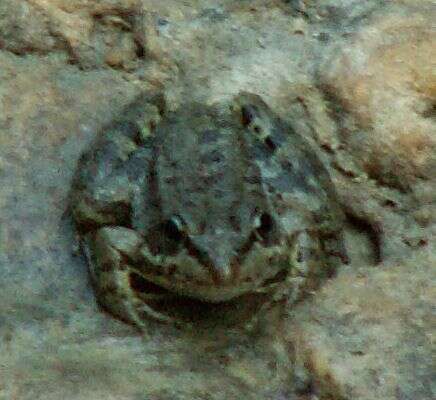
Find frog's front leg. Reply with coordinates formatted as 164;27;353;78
255;230;329;313
84;226;175;329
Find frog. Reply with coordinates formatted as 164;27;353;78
71;91;347;330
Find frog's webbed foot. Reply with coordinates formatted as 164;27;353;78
93;264;175;329
84;226;175;329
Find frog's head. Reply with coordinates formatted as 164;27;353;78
136;96;294;302
139;206;292;303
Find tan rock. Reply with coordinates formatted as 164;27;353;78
320;9;436;190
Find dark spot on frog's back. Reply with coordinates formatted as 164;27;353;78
164;176;177;185
269;161;315;194
244;175;261;185
200;149;223;165
124;147;153;181
112;120;143;143
228;214;240;232
251;129;286;159
281;160;293;172
241;104;258;126
201;129;220;144
252;140;275;160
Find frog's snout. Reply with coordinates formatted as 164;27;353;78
209;259;234;285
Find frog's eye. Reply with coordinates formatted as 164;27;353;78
163;215;185;242
254;212;274;243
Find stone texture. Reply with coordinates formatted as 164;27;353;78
287;258;435;400
0;1;434;399
314;5;436;265
319;8;436;191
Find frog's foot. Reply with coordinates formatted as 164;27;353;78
246;231;330;330
95;268;175;329
255;275;305;305
243;276;302;330
83;226;175;329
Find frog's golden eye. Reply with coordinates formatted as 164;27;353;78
163;215;185;243
254;212;275;243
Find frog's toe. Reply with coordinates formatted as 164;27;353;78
94;267;174;329
85;227;175;329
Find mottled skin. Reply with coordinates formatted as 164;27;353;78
71;92;347;329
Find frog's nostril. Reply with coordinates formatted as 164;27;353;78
202;250;234;284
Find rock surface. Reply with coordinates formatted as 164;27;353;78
0;1;434;399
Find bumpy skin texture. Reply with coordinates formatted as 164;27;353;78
71;92;347;329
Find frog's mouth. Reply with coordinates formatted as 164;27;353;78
128;267;288;326
136;222;293;303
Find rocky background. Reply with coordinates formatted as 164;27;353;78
0;1;434;399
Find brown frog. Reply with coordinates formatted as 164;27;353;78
71;92;347;329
